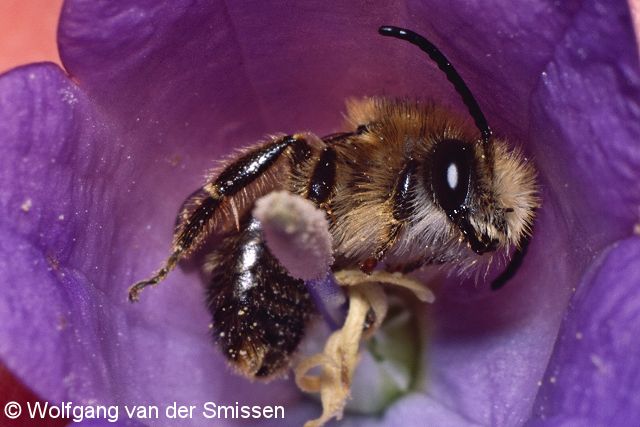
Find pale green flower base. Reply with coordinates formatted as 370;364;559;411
346;301;424;415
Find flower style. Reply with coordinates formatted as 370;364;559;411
1;1;640;426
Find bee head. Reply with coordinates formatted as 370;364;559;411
379;25;538;257
426;135;537;255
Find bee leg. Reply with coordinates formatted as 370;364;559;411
359;258;378;274
128;135;304;302
307;146;337;206
491;234;531;290
385;259;425;274
370;159;419;265
208;216;314;378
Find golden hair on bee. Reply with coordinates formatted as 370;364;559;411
326;97;538;276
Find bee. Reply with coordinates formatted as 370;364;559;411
128;26;538;379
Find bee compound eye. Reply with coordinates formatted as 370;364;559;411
430;139;473;215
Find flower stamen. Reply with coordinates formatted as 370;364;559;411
295;270;434;427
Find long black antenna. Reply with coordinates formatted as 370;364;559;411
378;26;492;146
491;234;530;290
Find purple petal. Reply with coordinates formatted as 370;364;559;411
528;237;640;426
528;0;640;240
408;1;640;424
58;1;268;158
0;62;300;425
0;63;113;403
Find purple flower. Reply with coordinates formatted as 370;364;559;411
1;1;639;426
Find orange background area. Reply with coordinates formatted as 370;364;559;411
0;0;63;74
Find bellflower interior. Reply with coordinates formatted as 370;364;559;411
0;1;639;426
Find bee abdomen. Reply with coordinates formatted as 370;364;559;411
207;216;314;378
